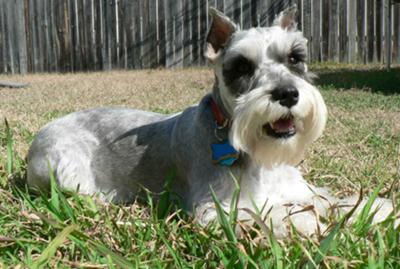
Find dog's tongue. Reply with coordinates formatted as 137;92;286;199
271;118;295;132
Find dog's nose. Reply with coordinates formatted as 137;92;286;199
271;86;299;108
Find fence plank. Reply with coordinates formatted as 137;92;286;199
0;0;5;72
198;0;207;65
2;0;400;73
321;0;329;61
6;1;16;73
366;0;374;63
257;0;270;27
164;0;173;67
329;0;339;62
338;0;347;62
242;0;251;29
140;0;150;68
302;0;312;60
394;6;400;63
311;0;321;62
183;0;192;66
49;0;58;71
16;0;28;74
348;0;357;63
190;0;200;65
356;0;365;63
376;0;383;62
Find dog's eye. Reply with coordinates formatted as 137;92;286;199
225;56;255;76
288;55;300;65
237;62;251;74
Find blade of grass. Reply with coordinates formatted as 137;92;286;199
31;224;77;269
354;183;384;234
304;189;363;269
4;118;14;175
228;171;241;227
210;187;237;243
268;223;283;269
157;168;176;219
159;231;183;268
376;229;385;268
48;161;60;213
70;230;137;268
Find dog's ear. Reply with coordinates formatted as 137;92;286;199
205;8;237;62
274;4;298;31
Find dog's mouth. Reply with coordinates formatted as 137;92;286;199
263;116;296;139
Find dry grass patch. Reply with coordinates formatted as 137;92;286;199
0;66;399;268
1;67;399;193
0;68;213;155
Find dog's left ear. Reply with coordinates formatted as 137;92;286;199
205;8;237;62
274;4;298;31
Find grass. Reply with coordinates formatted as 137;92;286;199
0;64;399;268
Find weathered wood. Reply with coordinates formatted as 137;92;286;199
2;0;400;73
250;0;258;26
215;0;224;13
148;0;158;68
242;0;252;29
233;0;241;25
0;0;7;73
329;0;338;62
394;5;400;63
105;0;113;70
5;1;16;74
16;0;28;74
224;0;234;22
49;0;58;71
257;0;270;27
293;0;304;31
198;0;207;65
375;0;381;62
183;0;192;66
164;0;173;67
348;0;357;63
302;0;311;60
385;0;392;71
321;0;329;61
157;0;166;66
357;0;366;63
366;0;374;63
190;0;200;65
140;0;150;68
311;0;321;62
338;0;348;62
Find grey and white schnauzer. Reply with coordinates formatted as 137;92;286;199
27;6;395;238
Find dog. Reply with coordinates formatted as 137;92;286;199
27;5;395;238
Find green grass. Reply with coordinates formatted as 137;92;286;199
0;65;399;268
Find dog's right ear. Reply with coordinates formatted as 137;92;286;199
205;8;237;62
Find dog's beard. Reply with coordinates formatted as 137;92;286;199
230;84;327;168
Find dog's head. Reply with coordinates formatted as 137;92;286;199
205;5;327;168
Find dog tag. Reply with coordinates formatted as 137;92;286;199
211;140;239;166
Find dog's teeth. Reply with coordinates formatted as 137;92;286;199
271;118;295;132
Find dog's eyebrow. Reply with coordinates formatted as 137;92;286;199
289;42;307;60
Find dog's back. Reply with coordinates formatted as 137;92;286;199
27;107;176;202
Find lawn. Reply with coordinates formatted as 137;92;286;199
0;65;399;268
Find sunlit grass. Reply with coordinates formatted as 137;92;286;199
0;65;399;267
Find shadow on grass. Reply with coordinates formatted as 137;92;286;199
314;67;400;95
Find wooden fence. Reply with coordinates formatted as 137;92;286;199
1;0;400;74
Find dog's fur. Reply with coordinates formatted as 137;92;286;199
27;6;395;238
